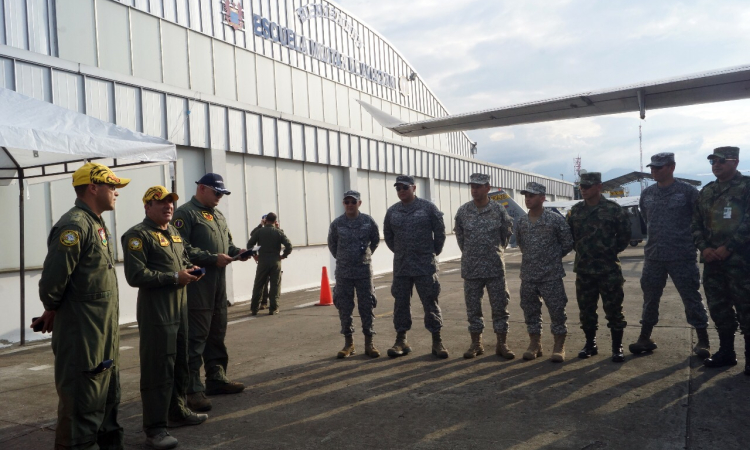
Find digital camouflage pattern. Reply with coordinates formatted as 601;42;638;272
39;199;123;448
391;274;443;333
333;277;377;336
247;225;293;312
454;199;513;279
463;277;510;333
703;263;750;334
516;209;574;282
567;195;631;275
640;259;708;328
121;218;193;435
327;213;380;279
383;197;446;277
576;272;627;331
520;278;569;335
640;180;700;261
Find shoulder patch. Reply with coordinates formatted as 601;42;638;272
201;211;214;221
60;230;80;247
171;235;182;243
128;237;143;251
173;218;185;229
98;228;108;246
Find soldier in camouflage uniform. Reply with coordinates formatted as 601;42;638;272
454;173;516;360
383;175;449;359
517;182;575;363
691;146;750;375
630;153;711;358
567;172;631;363
327;190;381;359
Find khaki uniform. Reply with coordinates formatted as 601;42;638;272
247;225;293;312
172;197;241;394
122;218;193;437
39;199;123;449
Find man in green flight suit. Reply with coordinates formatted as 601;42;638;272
122;186;208;449
248;212;293;315
567;171;632;363
35;162;129;449
171;173;248;412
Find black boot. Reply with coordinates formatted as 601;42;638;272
704;330;737;368
578;329;598;359
611;329;625;363
744;333;750;376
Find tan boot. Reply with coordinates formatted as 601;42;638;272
337;334;356;359
432;331;449;359
387;332;412;357
495;332;515;359
186;392;212;412
463;332;484;359
364;334;380;358
551;333;566;363
523;334;543;360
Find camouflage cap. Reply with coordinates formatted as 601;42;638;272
646;152;675;167
468;173;490;185
520;181;546;195
708;146;740;160
343;190;361;200
394;175;415;186
579;172;602;186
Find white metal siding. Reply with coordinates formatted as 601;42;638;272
96;0;131;76
213;40;238;100
161;21;190;89
188;31;214;94
56;0;97;67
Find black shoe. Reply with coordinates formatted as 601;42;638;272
269;310;279;315
250;310;258;316
611;329;625;363
704;349;737;368
578;329;598;359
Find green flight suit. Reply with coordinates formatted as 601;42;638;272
247;225;293;312
172;197;241;393
121;218;193;436
38;199;123;449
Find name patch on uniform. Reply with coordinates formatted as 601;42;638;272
60;230;79;247
724;207;732;219
174;219;185;229
201;211;214;221
171;235;182;243
98;228;108;246
128;237;143;251
150;232;170;247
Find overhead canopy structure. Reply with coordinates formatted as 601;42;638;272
0;87;177;345
601;171;701;191
359;64;750;137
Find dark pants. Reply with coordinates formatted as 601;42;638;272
576;272;627;331
703;262;750;334
187;300;229;394
391;274;443;333
251;260;282;311
640;259;708;328
334;277;377;335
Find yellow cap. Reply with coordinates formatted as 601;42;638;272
72;162;131;188
142;185;179;205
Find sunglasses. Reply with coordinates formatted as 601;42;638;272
650;165;666;171
343;199;358;205
95;183;116;191
579;184;598;190
203;185;225;197
395;185;412;191
709;158;738;165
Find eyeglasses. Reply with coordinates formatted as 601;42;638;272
709;158;738;165
395;185;412;192
343;199;358;205
202;185;224;197
95;183;116;191
579;184;595;190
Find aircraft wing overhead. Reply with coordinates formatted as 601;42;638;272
361;64;750;137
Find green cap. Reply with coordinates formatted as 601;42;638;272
579;172;601;186
708;146;739;160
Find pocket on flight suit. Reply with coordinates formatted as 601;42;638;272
76;365;112;415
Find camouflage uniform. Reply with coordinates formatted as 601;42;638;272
568;195;631;331
517;209;575;335
454;199;513;333
639;179;708;329
692;170;750;334
384;197;446;333
328;212;380;335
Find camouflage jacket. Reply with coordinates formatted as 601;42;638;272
454;199;513;279
567;196;632;275
383;197;446;277
327;213;380;279
640;180;699;261
517;209;574;282
691;172;750;265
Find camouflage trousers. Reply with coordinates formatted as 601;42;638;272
520;278;569;335
703;262;750;334
576;272;627;331
333;277;377;336
463;276;510;334
640;259;708;329
392;274;443;333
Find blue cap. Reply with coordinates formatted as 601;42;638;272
195;173;231;195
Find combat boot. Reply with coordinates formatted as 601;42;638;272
523;334;543;360
704;330;737;368
495;332;515;359
463;332;484;359
337;334;356;359
432;331;449;359
364;334;380;358
694;327;711;359
186;392;212;412
551;334;566;363
387;332;412;357
145;431;178;450
611;329;625;363
629;325;657;355
205;380;245;396
578;329;598;359
167;412;208;428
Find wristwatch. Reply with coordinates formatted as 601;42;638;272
173;272;179;285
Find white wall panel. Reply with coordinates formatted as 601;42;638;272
274;61;293;114
188;31;214;94
438;181;451;222
368;140;377;171
134;0;148;11
367;171;388;231
26;0;50;54
356;170;370;215
225;152;248;244
328;166;345;220
131;10;162;83
377;142;386;172
0;0;6;46
449;182;462;231
255;55;276;109
188;0;201;32
175;145;205;200
276;159;307;245
304;126;316;162
52;70;85;113
188;100;208;147
307;73;323;122
175;0;189;27
370;97;383;136
162;21;190;89
228;109;245;152
290;123;304;161
359;138;368;170
385;173;399;211
393;146;401;174
350;135;359;168
291;68;309;118
166;95;189;145
340;134;350;167
85;77;114;122
335;84;349;128
163;0;176;21
321;78;337;125
316;128;328;165
4;0;29;50
96;0;131;76
0;183;49;270
385;144;394;174
328;131;339;166
277;120;291;159
16;62;50;101
209;105;228;150
236;49;258;106
115;84;142;132
142;90;166;138
261;116;277;156
245;112;261;155
214;41;237;100
200;0;213;35
303;164;330;245
243;155;278;230
348;89;361;131
360;94;372;135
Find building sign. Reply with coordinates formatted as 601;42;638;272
222;0;245;31
295;3;363;49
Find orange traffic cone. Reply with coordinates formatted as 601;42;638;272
317;267;333;306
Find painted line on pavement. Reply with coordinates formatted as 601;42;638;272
373;276;384;280
442;268;460;274
295;301;320;308
305;288;320;292
375;311;394;318
375;285;388;290
228;317;255;326
0;342;50;355
128;324;139;328
29;364;52;371
120;346;134;351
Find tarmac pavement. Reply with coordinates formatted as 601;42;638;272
1;245;748;449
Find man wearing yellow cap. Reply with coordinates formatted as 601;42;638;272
36;162;129;449
122;186;208;449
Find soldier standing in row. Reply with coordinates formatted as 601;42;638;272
517;182;575;362
692;146;750;374
630;153;711;358
567;172;631;362
248;212;293;315
122;187;208;450
383;175;449;359
327;190;381;358
172;173;247;413
454;173;515;360
35;163;128;449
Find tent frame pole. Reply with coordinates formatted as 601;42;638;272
2;146;25;345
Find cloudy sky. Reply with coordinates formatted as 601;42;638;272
339;0;750;192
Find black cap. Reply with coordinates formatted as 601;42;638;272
394;175;415;186
196;173;231;195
